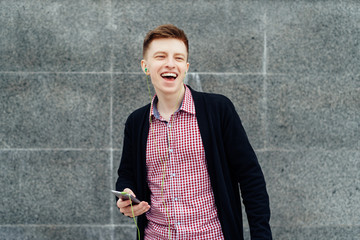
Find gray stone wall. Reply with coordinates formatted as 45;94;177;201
1;1;359;239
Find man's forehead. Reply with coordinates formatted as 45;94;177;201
148;38;187;54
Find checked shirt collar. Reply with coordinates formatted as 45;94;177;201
150;85;195;122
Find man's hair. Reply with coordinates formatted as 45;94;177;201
143;24;189;59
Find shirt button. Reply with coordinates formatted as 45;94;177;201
169;149;173;153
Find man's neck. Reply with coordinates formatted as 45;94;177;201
156;86;185;122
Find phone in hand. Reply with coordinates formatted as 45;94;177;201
111;190;141;204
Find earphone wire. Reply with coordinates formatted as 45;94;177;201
128;195;141;239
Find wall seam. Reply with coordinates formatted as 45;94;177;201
262;11;269;150
107;1;115;240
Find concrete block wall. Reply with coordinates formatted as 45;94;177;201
1;1;359;239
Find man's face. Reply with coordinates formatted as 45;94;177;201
142;38;189;97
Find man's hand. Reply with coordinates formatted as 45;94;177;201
117;188;150;217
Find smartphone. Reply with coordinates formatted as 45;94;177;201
111;190;141;204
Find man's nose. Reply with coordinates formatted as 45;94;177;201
165;57;175;68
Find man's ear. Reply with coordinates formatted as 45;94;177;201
141;60;149;75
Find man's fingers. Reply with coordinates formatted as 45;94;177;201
117;198;130;209
116;188;150;218
120;201;150;217
132;202;150;216
123;188;136;197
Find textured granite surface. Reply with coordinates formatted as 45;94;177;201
271;226;360;240
267;74;360;150
111;0;265;73
0;150;110;224
0;1;113;72
112;73;151;149
259;150;360;227
1;0;359;239
0;73;111;149
266;1;360;74
0;225;137;240
186;73;266;149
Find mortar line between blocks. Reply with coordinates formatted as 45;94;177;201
262;11;269;149
262;12;267;76
0;224;137;228
262;76;269;150
0;71;287;76
108;0;115;232
0;148;121;151
1;148;357;153
109;62;115;227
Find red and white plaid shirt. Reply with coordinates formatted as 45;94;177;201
145;85;224;240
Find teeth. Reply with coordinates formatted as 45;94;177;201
161;73;177;78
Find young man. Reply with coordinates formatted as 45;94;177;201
116;24;272;239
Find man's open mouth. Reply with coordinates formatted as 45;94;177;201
161;72;178;80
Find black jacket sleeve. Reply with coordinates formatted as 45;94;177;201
116;114;136;194
221;98;272;239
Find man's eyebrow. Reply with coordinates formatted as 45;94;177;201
152;51;186;56
153;51;167;56
174;53;186;57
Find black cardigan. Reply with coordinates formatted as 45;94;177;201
116;86;272;239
